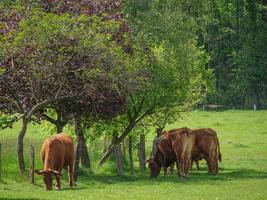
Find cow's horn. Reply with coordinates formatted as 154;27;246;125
35;169;44;175
52;170;62;176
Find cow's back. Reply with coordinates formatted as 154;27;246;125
56;133;75;167
191;128;217;160
157;128;194;166
41;133;74;170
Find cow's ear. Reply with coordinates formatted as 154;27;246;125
52;170;62;176
35;170;44;175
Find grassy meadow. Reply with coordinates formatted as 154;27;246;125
0;110;267;200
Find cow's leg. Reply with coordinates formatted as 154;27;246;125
179;161;187;179
164;167;167;176
55;175;61;190
205;158;212;173
176;162;179;176
190;159;193;170
170;163;174;175
68;163;74;187
195;160;200;170
184;156;191;175
186;159;190;175
177;157;186;179
207;157;217;175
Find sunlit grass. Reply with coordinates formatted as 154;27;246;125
0;110;267;200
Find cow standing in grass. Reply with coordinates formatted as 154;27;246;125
191;128;222;174
148;128;195;179
150;127;222;177
35;133;75;190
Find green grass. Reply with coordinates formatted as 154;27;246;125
0;110;267;200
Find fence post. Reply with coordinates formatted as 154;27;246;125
0;143;2;180
138;133;146;172
113;132;124;176
29;144;35;184
253;104;257;111
128;136;134;175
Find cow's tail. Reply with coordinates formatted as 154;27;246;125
215;134;222;162
210;136;217;162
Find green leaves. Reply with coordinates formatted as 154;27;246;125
0;113;22;129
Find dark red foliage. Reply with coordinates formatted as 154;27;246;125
0;0;130;122
40;0;122;16
38;0;132;52
0;10;22;36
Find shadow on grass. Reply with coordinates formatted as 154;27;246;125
77;168;267;186
60;186;87;191
0;199;40;200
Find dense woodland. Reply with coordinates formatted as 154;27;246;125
0;0;266;174
123;0;267;108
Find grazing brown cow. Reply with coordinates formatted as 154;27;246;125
148;128;194;179
35;133;75;190
191;128;221;174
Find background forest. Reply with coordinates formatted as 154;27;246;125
124;0;267;108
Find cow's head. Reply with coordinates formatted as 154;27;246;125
147;158;161;178
35;169;62;190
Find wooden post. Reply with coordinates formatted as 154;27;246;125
128;136;134;175
29;145;35;184
0;143;2;180
138;133;146;172
113;132;124;176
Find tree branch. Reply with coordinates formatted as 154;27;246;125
25;95;76;120
42;113;57;124
55;77;66;98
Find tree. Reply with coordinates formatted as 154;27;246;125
0;6;132;173
98;2;213;165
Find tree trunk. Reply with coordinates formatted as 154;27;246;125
56;122;65;134
81;141;91;168
98;107;152;167
18;118;29;173
113;132;124;176
128;136;134;175
74;116;91;168
156;128;163;137
29;145;35;184
98;122;135;167
236;0;240;49
122;139;126;161
138;133;146;172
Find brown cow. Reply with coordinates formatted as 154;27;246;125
35;133;75;190
191;128;222;174
150;127;222;176
148;128;194;179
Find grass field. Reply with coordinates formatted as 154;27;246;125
0;110;267;200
